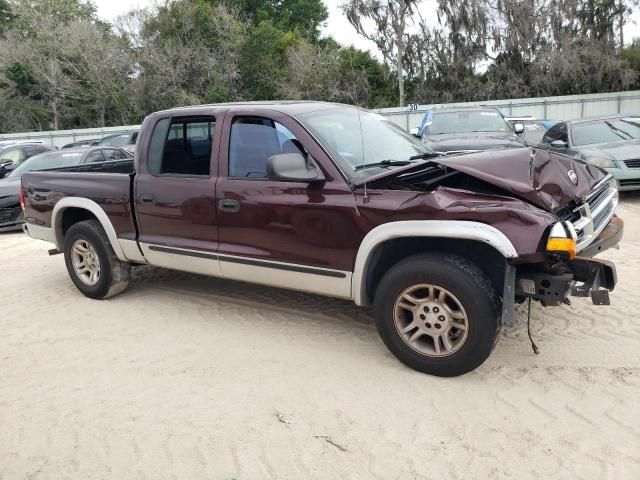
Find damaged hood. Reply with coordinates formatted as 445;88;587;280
436;147;607;211
356;147;608;212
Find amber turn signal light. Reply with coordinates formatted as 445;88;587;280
546;237;576;259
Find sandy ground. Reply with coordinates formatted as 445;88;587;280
1;196;639;480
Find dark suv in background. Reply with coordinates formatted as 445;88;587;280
412;106;527;153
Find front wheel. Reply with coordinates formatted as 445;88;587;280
374;253;500;377
63;219;130;299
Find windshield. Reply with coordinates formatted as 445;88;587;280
9;151;83;177
572;118;640;146
429;110;511;135
297;108;431;179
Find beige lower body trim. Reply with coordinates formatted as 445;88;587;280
25;223;56;244
119;239;146;263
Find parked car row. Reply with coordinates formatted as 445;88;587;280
62;131;139;153
412;107;640;190
0;146;132;231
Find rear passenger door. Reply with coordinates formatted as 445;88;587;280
134;115;222;276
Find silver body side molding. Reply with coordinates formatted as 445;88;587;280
220;256;352;299
51;197;128;261
351;220;518;306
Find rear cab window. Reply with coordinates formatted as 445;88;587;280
147;117;215;176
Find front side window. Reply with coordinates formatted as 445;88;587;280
0;148;23;163
542;123;567;144
228;117;306;178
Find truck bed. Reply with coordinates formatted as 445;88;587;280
21;159;137;239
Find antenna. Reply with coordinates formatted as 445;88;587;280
356;107;369;204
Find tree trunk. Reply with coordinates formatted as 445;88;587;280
52;98;59;130
97;105;106;128
397;38;405;107
395;15;406;107
619;5;624;48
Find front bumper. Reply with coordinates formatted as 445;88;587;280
514;216;621;307
605;167;640;191
580;215;623;257
0;204;23;232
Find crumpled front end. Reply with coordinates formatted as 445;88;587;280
513;175;622;313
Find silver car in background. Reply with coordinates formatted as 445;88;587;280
539;115;640;191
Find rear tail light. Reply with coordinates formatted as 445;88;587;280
19;184;26;211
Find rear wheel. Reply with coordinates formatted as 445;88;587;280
374;253;500;377
63;219;130;299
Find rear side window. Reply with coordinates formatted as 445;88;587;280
86;150;105;163
149;117;214;176
228;117;306;178
23;146;47;158
103;149;128;160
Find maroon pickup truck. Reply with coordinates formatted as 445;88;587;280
21;102;622;376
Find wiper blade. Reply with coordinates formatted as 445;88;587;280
409;152;443;160
604;120;633;140
354;159;413;171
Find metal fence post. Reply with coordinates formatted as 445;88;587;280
543;100;547;119
405;109;409;132
617;96;622;113
580;99;585;118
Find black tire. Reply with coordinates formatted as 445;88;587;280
63;219;131;299
373;253;500;377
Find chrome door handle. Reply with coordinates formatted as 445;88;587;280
218;198;240;212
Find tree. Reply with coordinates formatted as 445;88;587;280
342;0;418;106
0;0;12;35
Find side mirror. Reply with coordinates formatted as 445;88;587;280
267;153;325;183
550;139;568;148
513;123;524;134
409;127;420;137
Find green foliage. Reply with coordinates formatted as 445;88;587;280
4;62;35;96
239;19;299;99
1;0;638;134
205;0;328;40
